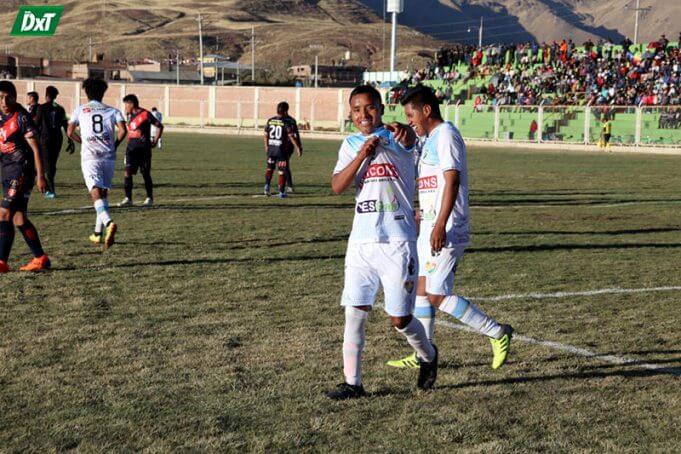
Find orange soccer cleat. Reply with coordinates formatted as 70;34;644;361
0;260;9;273
19;255;51;272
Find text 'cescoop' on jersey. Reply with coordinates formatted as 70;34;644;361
333;126;417;243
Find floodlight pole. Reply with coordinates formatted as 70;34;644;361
315;54;319;88
198;14;204;85
251;26;256;82
633;0;640;45
176;50;180;85
390;10;398;74
479;17;484;48
382;0;386;70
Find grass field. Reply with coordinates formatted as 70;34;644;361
1;133;680;451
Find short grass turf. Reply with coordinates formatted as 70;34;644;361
1;133;680;451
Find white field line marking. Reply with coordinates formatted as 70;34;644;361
469;286;681;302
40;195;242;216
37;193;681;217
435;319;681;377
474;199;681;210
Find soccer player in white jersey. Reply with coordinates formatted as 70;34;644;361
67;78;127;249
151;107;162;149
326;85;438;400
387;85;513;371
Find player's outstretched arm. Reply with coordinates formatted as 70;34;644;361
114;121;127;149
331;136;379;195
27;136;47;194
66;122;81;144
385;122;416;149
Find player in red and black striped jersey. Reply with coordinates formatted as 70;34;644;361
0;81;50;273
263;102;302;198
119;94;163;207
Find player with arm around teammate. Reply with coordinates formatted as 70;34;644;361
387;85;513;370
326;85;438;400
263;102;301;198
67;78;127;249
0;81;51;272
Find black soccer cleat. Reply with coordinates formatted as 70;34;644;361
326;382;366;400
417;344;438;391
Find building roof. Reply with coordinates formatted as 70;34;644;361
128;70;202;82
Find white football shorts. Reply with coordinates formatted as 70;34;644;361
341;241;418;317
417;239;466;296
81;159;115;191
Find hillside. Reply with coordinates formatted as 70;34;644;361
360;0;680;46
0;0;442;75
1;0;677;80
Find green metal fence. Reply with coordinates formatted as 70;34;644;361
373;104;681;147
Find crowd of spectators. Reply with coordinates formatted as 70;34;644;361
400;33;681;108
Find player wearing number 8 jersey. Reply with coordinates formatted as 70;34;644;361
67;78;127;249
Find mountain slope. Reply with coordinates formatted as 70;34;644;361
0;0;441;74
360;0;680;46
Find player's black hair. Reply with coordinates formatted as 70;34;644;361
400;84;442;120
349;85;382;106
45;85;59;99
83;78;108;102
0;81;17;99
151;106;157;111
27;91;39;103
123;94;140;107
277;102;289;115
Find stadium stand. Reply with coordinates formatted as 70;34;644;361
377;35;681;146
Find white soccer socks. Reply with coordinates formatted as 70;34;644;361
414;295;436;341
439;295;504;339
94;199;112;227
396;317;436;363
94;216;104;235
343;306;368;386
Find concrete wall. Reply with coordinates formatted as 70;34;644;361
12;80;349;130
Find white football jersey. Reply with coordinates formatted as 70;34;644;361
417;121;470;247
70;101;125;161
333;125;417;244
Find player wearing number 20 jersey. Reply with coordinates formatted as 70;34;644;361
67;78;127;249
263;102;301;198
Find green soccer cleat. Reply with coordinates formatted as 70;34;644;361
89;233;103;244
490;325;513;370
386;352;420;369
